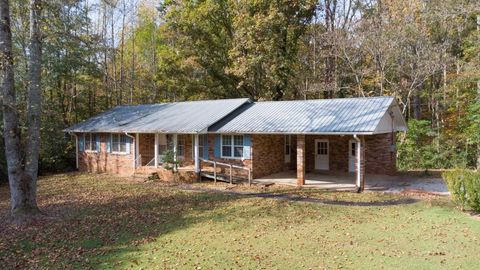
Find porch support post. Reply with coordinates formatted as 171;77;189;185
354;134;366;192
173;133;178;171
135;133;139;167
194;134;200;173
154;133;158;168
296;134;305;186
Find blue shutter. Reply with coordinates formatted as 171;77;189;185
214;135;221;158
203;135;209;159
243;134;251;160
106;134;111;153
126;136;131;154
78;134;84;152
96;134;101;152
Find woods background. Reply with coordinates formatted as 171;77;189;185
1;0;479;182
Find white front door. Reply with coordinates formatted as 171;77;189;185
315;139;329;170
349;140;357;172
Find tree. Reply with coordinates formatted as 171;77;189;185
0;0;43;221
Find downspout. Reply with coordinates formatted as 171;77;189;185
353;134;362;193
69;132;79;170
125;132;136;171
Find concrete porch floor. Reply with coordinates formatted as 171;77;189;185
253;170;449;194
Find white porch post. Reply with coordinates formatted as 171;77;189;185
356;138;361;188
194;134;200;173
154;133;158;168
135;133;139;167
173;133;178;171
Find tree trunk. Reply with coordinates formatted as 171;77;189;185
477;80;480;170
24;0;42;211
0;0;42;220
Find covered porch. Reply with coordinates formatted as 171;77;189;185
134;133;204;174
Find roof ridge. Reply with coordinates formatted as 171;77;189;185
116;98;250;107
253;96;393;104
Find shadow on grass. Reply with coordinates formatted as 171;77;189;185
178;184;419;206
0;186;250;269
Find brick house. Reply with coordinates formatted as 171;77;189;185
65;97;407;191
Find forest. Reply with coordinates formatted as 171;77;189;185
1;0;479;183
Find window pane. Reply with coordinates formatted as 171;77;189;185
222;146;231;157
177;136;185;156
233;135;243;146
91;134;97;151
112;134;119;152
85;133;92;150
234;146;243;157
178;145;184;156
159;145;167;155
285;136;290;155
222;135;232;146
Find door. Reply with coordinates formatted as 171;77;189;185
349;140;357;172
315;139;329;170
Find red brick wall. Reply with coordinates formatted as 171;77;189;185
251;134;285;179
78;133;134;176
365;133;396;175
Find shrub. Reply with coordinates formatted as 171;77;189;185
443;169;480;212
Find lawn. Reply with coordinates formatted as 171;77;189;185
0;173;479;269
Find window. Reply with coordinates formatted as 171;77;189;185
111;134;128;153
317;141;328;155
158;134;184;157
285;135;291;155
221;135;243;158
351;142;356;156
84;133;98;152
177;135;185;157
198;134;207;158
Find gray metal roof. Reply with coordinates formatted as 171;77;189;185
65;98;250;133
209;96;404;134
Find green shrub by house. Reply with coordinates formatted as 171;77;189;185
443;169;480;212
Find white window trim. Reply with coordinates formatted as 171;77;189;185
84;133;99;153
221;134;244;160
110;133;129;155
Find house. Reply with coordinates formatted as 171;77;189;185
64;96;407;191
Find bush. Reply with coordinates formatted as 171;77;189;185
443;169;480;212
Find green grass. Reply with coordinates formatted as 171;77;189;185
0;173;479;269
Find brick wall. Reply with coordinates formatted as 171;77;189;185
365;133;396;175
78;133;134;176
251;134;285;179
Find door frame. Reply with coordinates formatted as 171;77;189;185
314;139;329;170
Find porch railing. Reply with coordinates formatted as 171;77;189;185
199;158;252;186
